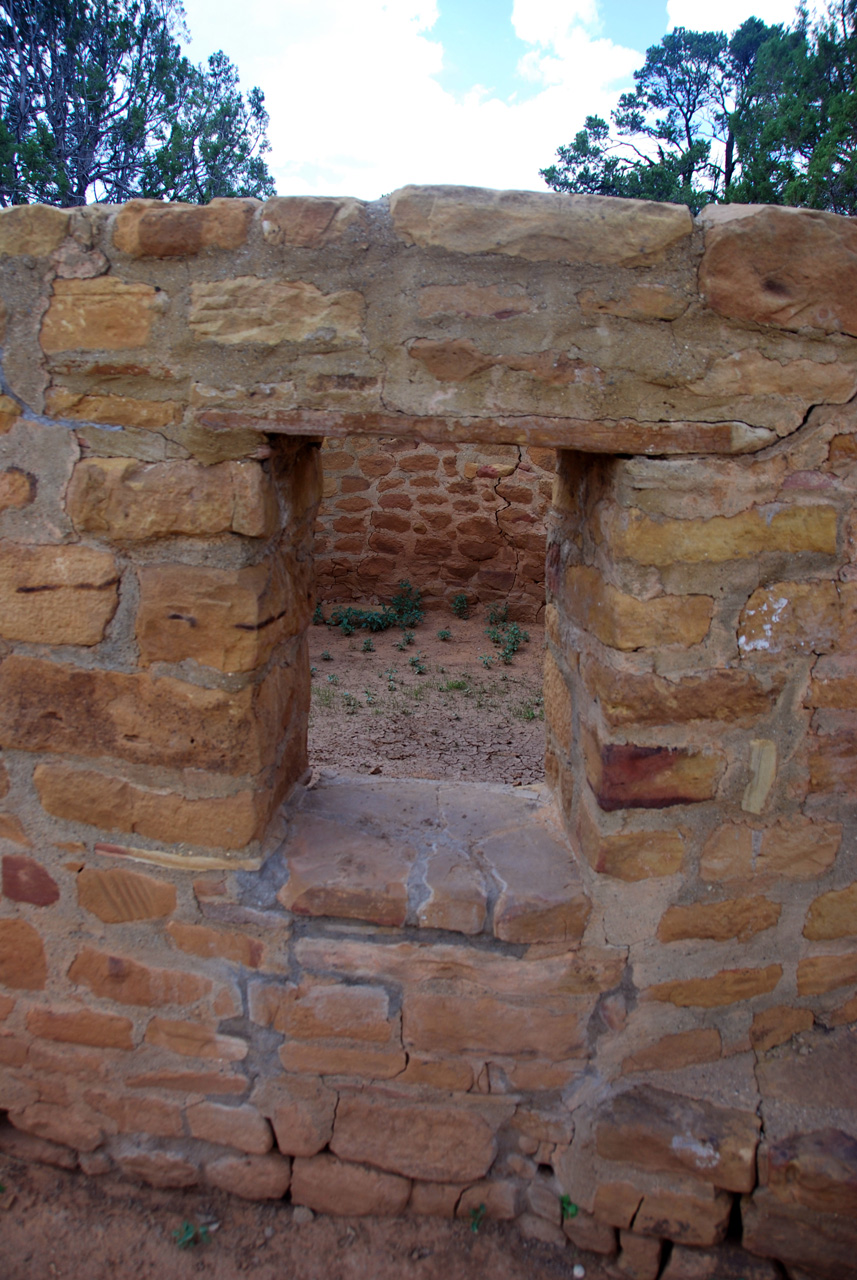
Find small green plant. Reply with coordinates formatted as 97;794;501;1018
469;1203;487;1234
560;1195;578;1222
342;692;360;714
361;636;375;653
408;651;427;674
443;677;469;691
395;630;416;651
437;628;452;641
390;580;425;627
383;665;398;691
312;602;325;625
320;650;332;661
314;685;334;708
513;697;544;722
310;666;317;677
487;600;508;626
326;673;340;685
173;1221;210;1250
451;593;469;619
363;688;375;705
478;653;494;669
484;604;530;665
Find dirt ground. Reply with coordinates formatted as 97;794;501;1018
308;605;546;785
0;1156;614;1280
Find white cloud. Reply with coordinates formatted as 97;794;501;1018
181;0;642;199
666;0;802;31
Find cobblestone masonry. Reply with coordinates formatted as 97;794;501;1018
0;190;856;1277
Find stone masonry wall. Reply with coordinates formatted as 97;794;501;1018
314;436;553;620
0;189;856;1279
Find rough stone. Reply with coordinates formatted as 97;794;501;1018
390;186;692;266
1;855;60;906
259;196;368;247
804;882;857;939
662;1242;781;1279
797;953;857;996
75;866;176;922
254;978;392;1043
403;989;590;1061
0;918;47;989
205;1152;291;1200
481;817;592;944
657;897;781;943
738;581;840;656
189;277;364;346
762;1128;857;1217
252;1077;337;1158
622;1028;722;1075
606;505;838;565
616;1230;663;1280
647;964;782;1008
750;1005;814;1051
66;457;277;540
742;1186;857;1280
563;1208;618;1254
331;1094;498;1183
45;389;182;429
113;198;255;256
699;817;841;882
167;921;264;968
595;1086;760;1192
41;278;160;351
577;804;685;880
565;566;713;650
416;846;487;935
187;1102;272;1154
113;1145;200;1188
0;204;70;255
0;468;35;512
0;1126;79;1169
584;728;723;811
26;1005;134;1049
634;1184;732;1247
68;946;211;1008
277;1041;406;1079
583;659;777;727
291;1153;411;1217
0;542;119;644
143;1017;248;1061
9;1102;103;1152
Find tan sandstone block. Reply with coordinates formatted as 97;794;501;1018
578;803;685;880
136;559;299;673
596;1086;760;1193
187;1101;272;1154
331;1093;497;1183
26;1005;134;1049
543;650;572;752
167;921;264;968
84;1089;182;1137
113;198;255;257
390;186;692;266
44;389;182;429
68;945;211;1007
582;658;777;727
700;205;857;337
10;1102;103;1153
402;990;589;1061
634;1184;732;1247
0;468;35;512
35;764;262;850
0;395;22;433
114;1145;199;1187
700;817;841;882
189;277;364;346
804;882;857;940
761;1127;857;1218
41;278;160;352
0;204;69;255
416;846;487;935
259;196;368;247
0;655;289;773
797;953;857;996
0;543;119;645
74;865;176;922
205;1152;291;1200
565;566;712;650
658;897;781;943
0;813;31;846
606;506;838;565
252;1077;336;1158
257;978;393;1043
278;1041;406;1078
647;964;783;1008
66;456;277;540
291;1153;411;1216
579;281;687;320
0;919;47;989
622;1028;722;1075
738;581;840;656
750;1005;814;1052
144;1016;248;1060
594;1181;643;1229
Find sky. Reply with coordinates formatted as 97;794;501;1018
179;0;806;200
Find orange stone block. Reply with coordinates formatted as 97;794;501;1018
68;946;212;1007
564;566;712;650
26;1005;134;1050
0;542;119;646
577;803;685;880
797;953;857;996
144;1016;248;1061
331;1094;498;1183
647;964;783;1008
658;897;781;944
187;1101;272;1154
205;1152;291;1200
113;198;255;257
749;1005;814;1052
75;866;176;922
804;882;857;940
622;1028;722;1076
40;277;160;352
291;1152;410;1216
166;921;264;968
0;918;47;989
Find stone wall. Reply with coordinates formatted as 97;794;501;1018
313;437;554;620
0;189;856;1279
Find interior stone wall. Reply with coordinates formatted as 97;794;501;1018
0;189;855;1279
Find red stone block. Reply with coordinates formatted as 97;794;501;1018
2;855;60;906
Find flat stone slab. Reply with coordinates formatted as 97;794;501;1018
278;773;588;942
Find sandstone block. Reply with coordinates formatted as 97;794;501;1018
26;1005;134;1049
113;198;255;256
167;921;264;968
577;804;685;880
0;204;69;255
205;1151;291;1200
596;1086;760;1192
137;559;301;673
700;205;857;337
1;855;59;906
0;1126;78;1169
0;395;21;434
278;1041;406;1078
606;506;838;565
517;1213;567;1246
481;817;591;944
804;882;857;940
9;1102;103;1152
75;866;176;922
647;964;782;1008
127;1069;247;1095
418;282;534;319
750;1005;814;1052
811;730;857;793
543;650;571;751
622;1028;721;1075
0;655;287;773
635;1184;732;1247
459;1179;520;1222
0;468;36;511
403;990;589;1061
564;1209;618;1254
0;812;31;846
809;655;857;710
68;946;211;1008
85;1089;182;1138
252;1077;336;1158
700;817;841;882
742;1185;857;1280
390;186;692;266
291;1153;411;1216
45;389;182;429
0;918;47;989
594;1181;642;1229
187;1101;272;1154
658;896;781;943
584;727;722;811
254;978;392;1042
408;1181;466;1216
41;278;160;351
143;1016;248;1061
762;1128;857;1217
739;581;840;656
189;277;364;347
416;846;487;935
796;952;857;996
259;196;368;247
66;457;277;540
0;542;119;645
0;994;13;1020
661;1242;781;1280
278;813;413;927
583;659;776;727
757;1029;857;1110
114;1144;200;1188
564;566;712;650
617;1230;662;1280
331;1094;497;1183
